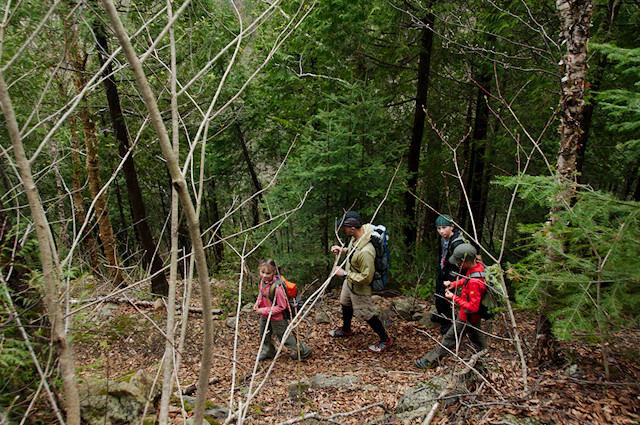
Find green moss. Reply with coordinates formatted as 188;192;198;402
117;371;137;383
142;414;158;425
250;402;268;416
203;415;221;425
169;394;193;411
110;315;141;333
168;395;221;414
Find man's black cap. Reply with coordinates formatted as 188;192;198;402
338;211;363;228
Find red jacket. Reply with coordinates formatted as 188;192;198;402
449;262;486;323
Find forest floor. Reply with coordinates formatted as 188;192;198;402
69;280;640;425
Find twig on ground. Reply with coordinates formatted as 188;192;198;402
274;401;386;425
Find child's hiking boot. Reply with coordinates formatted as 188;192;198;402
368;337;393;352
440;323;452;335
291;351;312;361
414;359;437;369
328;327;354;337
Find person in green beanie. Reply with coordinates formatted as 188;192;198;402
432;214;467;334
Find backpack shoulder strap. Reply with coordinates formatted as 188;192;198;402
463;271;486;291
464;271;488;308
446;232;466;256
466;271;487;298
468;271;485;279
451;233;464;244
268;278;285;302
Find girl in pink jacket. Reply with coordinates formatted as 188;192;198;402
253;259;312;361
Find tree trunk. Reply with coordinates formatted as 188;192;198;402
95;25;169;295
404;5;435;247
69;115;100;268
531;313;558;367
113;177;129;246
463;68;492;242
456;88;475;229
101;2;215;422
160;8;180;420
417;174;442;248
534;0;594;365
79;105;125;285
0;70;81;425
67;29;124;285
556;0;593;185
208;178;224;268
236;123;263;227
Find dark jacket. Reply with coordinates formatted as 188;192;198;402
437;229;466;283
434;229;467;318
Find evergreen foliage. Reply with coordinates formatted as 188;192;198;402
499;174;640;341
592;43;640;159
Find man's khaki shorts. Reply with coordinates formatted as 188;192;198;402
339;280;375;321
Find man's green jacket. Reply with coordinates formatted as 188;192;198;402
345;223;375;296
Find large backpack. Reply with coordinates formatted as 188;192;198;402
369;224;389;292
464;266;503;320
267;276;299;321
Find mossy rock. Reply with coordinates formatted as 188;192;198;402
499;413;543;425
169;395;218;413
79;370;160;425
142;414;158;425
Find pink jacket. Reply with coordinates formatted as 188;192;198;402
254;276;287;321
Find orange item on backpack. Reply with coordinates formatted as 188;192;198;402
280;276;297;299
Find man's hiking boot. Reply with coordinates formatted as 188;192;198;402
258;354;273;362
368;338;393;352
328;327;354;337
414;359;437;369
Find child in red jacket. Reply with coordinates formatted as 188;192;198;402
415;243;487;368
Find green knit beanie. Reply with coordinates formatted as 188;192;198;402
435;214;454;227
